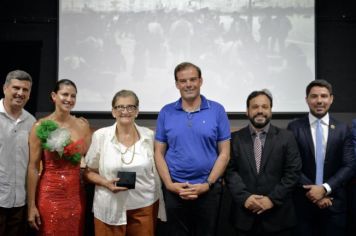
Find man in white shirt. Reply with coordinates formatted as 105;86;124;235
288;80;356;236
0;70;36;236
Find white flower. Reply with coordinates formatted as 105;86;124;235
46;128;71;156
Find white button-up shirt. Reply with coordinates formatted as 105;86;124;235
0;98;36;207
309;113;329;153
85;123;166;225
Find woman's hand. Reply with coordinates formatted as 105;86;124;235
104;178;128;193
28;206;41;230
84;169;128;193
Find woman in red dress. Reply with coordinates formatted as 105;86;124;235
27;79;91;235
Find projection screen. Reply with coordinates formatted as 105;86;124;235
59;0;315;112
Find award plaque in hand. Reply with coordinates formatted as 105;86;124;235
116;171;136;189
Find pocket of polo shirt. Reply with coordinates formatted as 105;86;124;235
0;182;11;201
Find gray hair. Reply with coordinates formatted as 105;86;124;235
5;70;32;86
111;90;139;107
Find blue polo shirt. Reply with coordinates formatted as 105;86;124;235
155;95;230;184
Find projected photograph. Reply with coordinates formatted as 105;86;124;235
59;0;315;112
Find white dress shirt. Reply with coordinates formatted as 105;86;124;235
308;113;332;194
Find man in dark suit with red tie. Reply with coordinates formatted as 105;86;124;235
225;90;302;236
288;80;356;236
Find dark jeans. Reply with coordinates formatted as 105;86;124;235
0;206;28;236
162;182;222;236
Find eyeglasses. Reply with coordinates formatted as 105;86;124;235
113;105;137;113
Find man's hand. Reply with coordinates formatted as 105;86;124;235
303;185;326;203
244;195;264;212
316;197;333;209
167;182;190;194
244;195;274;214
179;183;209;200
256;196;274;214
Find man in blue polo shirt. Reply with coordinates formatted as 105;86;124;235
155;62;230;236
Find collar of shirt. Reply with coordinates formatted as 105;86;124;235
308;112;330;127
108;122;153;145
308;112;329;154
248;122;270;136
248;123;270;146
0;98;27;123
174;95;210;111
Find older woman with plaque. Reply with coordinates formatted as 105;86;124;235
84;90;165;236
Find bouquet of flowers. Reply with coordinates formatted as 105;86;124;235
36;120;83;164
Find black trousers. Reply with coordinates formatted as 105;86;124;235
0;206;28;236
237;229;293;236
294;190;347;236
162;182;222;236
236;217;294;236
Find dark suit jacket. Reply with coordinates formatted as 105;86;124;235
287;116;356;213
225;124;301;232
352;119;356;156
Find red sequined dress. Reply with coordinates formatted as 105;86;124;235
36;148;85;236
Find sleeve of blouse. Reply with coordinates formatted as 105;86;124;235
85;130;101;169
